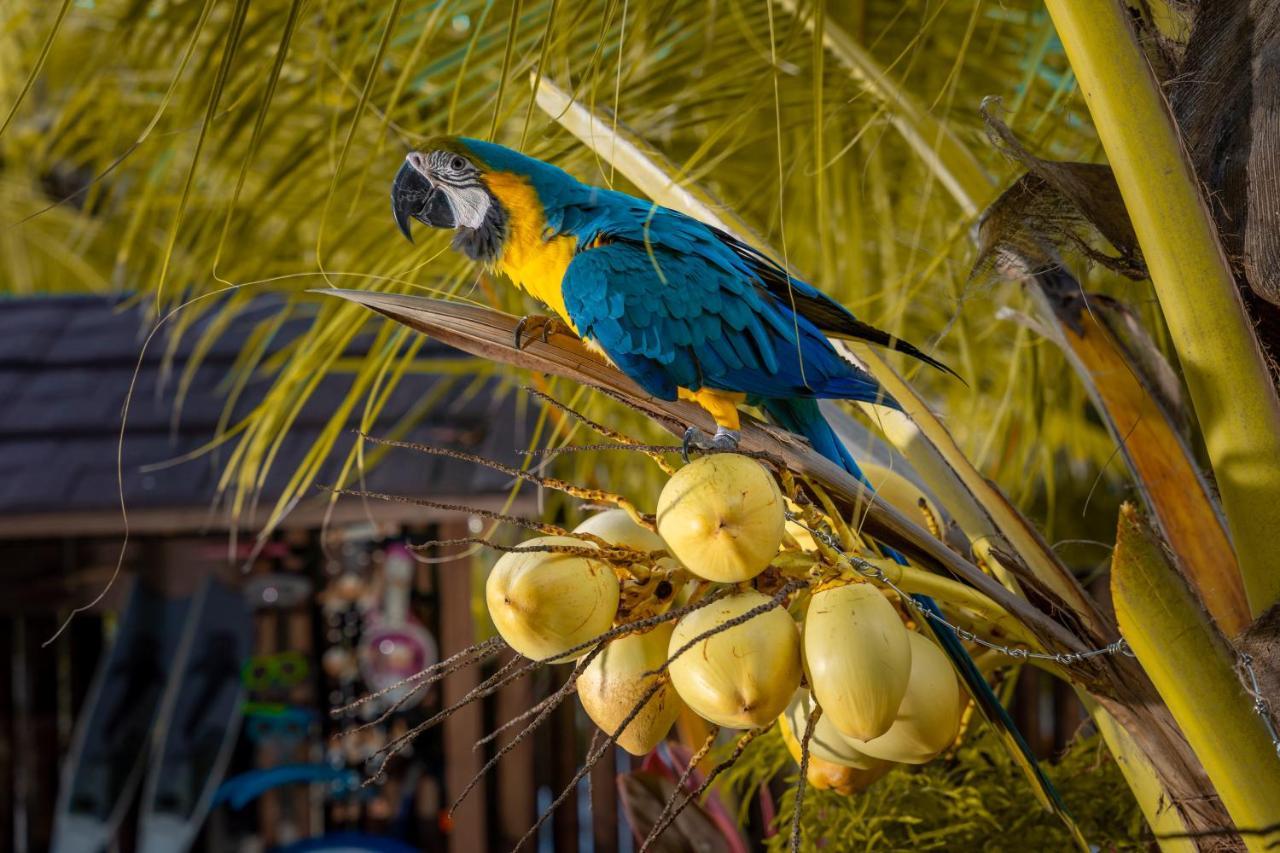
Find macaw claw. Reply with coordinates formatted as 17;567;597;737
514;314;571;350
680;425;741;463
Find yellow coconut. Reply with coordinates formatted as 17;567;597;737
842;631;963;764
578;623;683;755
778;710;893;795
667;590;800;728
804;582;912;741
817;758;892;795
780;689;882;770
485;536;619;662
656;455;784;582
574;509;678;572
824;755;891;795
574;509;668;553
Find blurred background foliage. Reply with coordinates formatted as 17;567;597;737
0;0;1161;562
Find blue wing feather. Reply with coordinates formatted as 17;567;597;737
560;229;895;407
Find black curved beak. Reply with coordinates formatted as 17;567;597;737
391;159;455;242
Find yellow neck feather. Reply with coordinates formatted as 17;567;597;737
483;171;578;330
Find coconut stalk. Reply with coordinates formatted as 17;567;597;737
1045;0;1280;617
1111;504;1280;850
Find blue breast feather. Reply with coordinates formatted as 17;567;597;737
460;138;895;407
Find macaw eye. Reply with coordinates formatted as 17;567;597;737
450;155;467;171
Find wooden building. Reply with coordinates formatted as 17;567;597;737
0;295;630;852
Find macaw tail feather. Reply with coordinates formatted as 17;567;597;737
762;397;1087;849
759;398;866;481
913;592;1087;848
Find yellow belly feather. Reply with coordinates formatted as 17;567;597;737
483;171;579;330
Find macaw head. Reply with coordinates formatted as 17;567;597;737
391;137;489;237
392;137;581;261
393;136;533;264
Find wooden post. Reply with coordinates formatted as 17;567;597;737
551;673;579;852
287;603;314;837
1053;680;1085;755
1013;668;1053;758
18;614;59;852
254;603;281;848
494;646;535;847
0;616;13;853
437;518;487;852
589;741;618;853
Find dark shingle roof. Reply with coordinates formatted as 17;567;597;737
0;295;529;521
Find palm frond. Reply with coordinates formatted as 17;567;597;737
0;0;1143;533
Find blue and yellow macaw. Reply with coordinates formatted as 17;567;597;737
389;139;1080;840
390;138;955;464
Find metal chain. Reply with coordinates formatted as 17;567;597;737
1237;653;1280;759
784;512;1134;666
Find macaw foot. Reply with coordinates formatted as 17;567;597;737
513;314;572;350
680;425;741;463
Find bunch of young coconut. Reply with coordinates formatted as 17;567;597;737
572;510;684;755
482;453;965;783
801;587;963;763
795;464;965;769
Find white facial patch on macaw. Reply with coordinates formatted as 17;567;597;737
441;185;491;230
407;149;491;231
